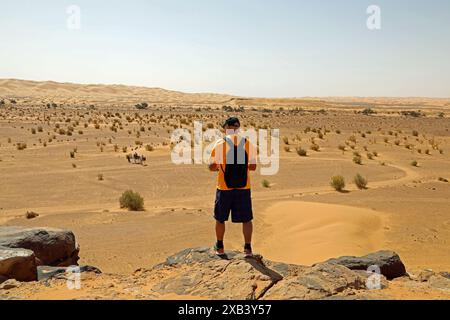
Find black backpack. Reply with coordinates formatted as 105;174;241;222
222;137;248;189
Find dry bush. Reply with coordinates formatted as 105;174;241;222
354;174;368;190
262;180;271;188
120;190;144;211
25;211;39;219
330;175;345;192
296;147;307;157
310;143;320;152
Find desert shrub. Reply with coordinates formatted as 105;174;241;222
394;140;400;146
330;175;345;191
25;211;39;219
354;174;368;190
72;163;77;168
31;128;36;134
338;145;346;153
353;155;362;165
401;110;422;118
438;177;448;183
310;143;320;152
70;151;75;158
362;108;376;116
296;147;307;157
135;103;148;110
262;180;271;188
97;173;104;181
145;144;154;152
17;142;27;150
120;190;144;211
412;130;419;137
282;136;289;145
411;160;418;167
425;149;430;155
367;152;374;160
335;129;341;134
284;146;290;152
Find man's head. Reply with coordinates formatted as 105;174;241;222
222;117;240;132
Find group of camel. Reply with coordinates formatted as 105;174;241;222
126;152;147;165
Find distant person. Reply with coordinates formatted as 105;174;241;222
209;117;257;257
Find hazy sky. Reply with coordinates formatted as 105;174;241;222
1;0;449;97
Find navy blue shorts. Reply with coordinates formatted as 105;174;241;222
214;189;253;223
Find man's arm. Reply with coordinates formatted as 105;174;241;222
209;162;219;172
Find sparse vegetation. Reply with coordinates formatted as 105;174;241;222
310;143;320;152
25;211;39;219
354;174;368;190
17;142;27;150
330;175;346;192
262;180;271;188
353;155;362;165
296;147;307;157
119;190;145;211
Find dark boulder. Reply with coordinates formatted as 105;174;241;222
323;250;406;280
0;226;80;267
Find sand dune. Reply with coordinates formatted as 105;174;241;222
260;201;386;266
0;79;234;104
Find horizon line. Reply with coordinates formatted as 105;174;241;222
1;78;449;100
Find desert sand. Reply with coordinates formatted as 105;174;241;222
1;79;450;299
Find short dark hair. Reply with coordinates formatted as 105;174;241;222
222;117;240;128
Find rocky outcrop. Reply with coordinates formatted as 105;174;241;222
144;247;369;300
0;227;447;300
1;245;449;300
0;226;80;282
0;226;79;266
323;250;407;280
0;247;37;282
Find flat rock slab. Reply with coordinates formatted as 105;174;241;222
37;265;102;281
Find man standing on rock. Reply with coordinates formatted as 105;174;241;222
209;117;257;257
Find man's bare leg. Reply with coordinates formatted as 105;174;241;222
215;221;225;254
243;221;253;255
